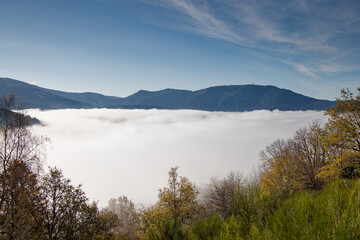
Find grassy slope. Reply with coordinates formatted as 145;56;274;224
261;179;360;240
188;179;360;240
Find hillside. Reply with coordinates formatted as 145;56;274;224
0;78;92;109
0;108;40;125
0;78;334;111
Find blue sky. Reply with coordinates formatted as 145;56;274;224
0;0;359;100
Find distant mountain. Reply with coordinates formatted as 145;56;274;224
121;85;334;111
43;89;124;108
0;78;335;111
121;89;194;108
184;85;333;111
0;78;92;109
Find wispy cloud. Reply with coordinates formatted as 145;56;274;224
142;0;244;45
284;60;356;76
166;0;243;44
284;61;317;77
141;0;360;76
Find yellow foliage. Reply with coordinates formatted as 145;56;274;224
318;151;360;179
317;88;360;179
140;167;201;239
260;145;301;194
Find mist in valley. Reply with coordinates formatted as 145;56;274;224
28;109;327;206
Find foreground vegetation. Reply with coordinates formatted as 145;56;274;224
0;88;359;239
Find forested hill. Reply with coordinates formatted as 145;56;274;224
0;108;40;125
0;78;334;111
123;86;334;111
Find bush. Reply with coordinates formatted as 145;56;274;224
188;215;223;240
264;179;360;240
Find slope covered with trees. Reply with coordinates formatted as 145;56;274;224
0;88;358;239
99;88;359;239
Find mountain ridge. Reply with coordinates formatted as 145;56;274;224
0;78;335;111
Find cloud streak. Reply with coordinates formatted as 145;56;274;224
142;0;360;76
29;109;327;206
160;0;243;45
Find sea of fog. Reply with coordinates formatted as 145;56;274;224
28;109;327;207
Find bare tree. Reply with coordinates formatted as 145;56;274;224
0;93;47;237
260;121;335;193
202;171;243;219
0;93;46;173
292;121;328;190
104;195;140;239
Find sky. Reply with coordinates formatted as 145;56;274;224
29;109;327;206
0;0;359;100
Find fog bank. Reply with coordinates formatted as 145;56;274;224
28;109;327;206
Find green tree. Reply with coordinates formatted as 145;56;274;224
94;210;120;240
40;168;99;240
141;167;201;239
157;167;200;226
232;183;265;239
0;160;44;239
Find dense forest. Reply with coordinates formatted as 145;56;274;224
0;88;359;239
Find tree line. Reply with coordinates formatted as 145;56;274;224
0;88;359;239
